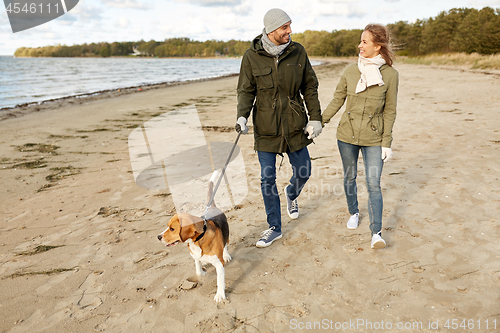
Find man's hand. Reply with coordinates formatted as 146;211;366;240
381;147;393;163
235;117;249;134
304;120;322;139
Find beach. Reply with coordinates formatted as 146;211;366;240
0;59;499;332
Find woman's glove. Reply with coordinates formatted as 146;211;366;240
304;120;322;139
235;117;249;134
381;147;393;163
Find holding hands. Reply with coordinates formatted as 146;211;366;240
304;120;322;139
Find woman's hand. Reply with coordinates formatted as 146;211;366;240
381;147;392;163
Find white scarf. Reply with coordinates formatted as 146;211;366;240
356;55;386;93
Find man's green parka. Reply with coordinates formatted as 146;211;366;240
237;35;322;153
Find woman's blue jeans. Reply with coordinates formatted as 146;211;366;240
257;147;311;232
337;140;384;235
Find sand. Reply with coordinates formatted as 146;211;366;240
0;59;499;332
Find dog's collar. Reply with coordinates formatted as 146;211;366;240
195;216;208;242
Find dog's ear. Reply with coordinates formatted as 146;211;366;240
167;215;181;233
179;224;197;242
178;214;203;242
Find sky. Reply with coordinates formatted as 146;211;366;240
1;0;499;55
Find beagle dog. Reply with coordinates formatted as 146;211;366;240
157;171;231;302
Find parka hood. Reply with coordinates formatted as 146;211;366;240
250;34;265;53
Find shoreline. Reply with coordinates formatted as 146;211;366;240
0;56;245;114
0;73;238;121
8;55;244;59
0;60;328;121
2;57;496;123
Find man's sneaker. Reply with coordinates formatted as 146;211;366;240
371;232;386;249
256;227;282;248
347;213;359;229
284;185;299;219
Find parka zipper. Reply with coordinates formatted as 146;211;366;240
275;55;285;154
271;46;294;153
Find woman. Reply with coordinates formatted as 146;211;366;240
322;24;399;249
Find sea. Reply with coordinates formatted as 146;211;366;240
0;56;322;110
0;56;244;109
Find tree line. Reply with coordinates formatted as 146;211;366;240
388;7;500;56
14;38;250;58
13;7;500;58
293;7;500;56
14;42;135;57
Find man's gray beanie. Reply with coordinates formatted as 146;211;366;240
264;8;291;34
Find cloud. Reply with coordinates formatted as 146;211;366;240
0;10;12;33
159;17;209;38
71;4;104;23
316;2;367;18
57;9;80;25
468;0;500;7
101;0;152;9
226;0;253;15
117;17;130;28
173;0;243;7
43;32;58;39
317;0;363;3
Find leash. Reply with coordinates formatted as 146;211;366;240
198;132;241;241
206;131;241;209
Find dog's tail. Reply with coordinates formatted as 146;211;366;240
206;170;220;208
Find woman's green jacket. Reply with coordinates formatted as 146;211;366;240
322;63;399;148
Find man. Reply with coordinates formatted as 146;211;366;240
236;8;322;248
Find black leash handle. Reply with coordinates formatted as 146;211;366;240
207;132;241;208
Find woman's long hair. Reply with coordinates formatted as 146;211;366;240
364;23;395;67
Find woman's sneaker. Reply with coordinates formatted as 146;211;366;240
256;227;282;248
371;232;386;249
347;213;359;229
284;185;299;219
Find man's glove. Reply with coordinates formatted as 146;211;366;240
304;120;322;139
381;147;393;163
235;117;249;134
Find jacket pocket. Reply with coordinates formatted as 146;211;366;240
253;105;278;136
365;114;383;144
337;111;353;139
252;67;273;90
374;114;384;134
288;98;307;131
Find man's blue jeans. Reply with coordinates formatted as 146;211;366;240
257;147;311;232
337;140;384;235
